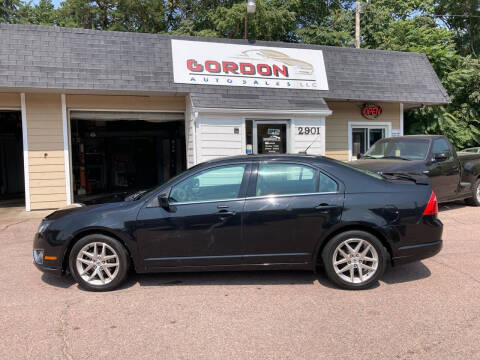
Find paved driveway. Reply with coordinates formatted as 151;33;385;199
1;203;479;360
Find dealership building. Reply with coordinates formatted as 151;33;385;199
0;24;449;211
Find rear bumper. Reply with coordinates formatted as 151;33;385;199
392;240;443;266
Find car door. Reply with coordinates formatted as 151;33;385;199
427;138;460;201
135;163;250;269
242;161;344;265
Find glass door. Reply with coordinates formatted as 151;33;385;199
351;126;386;160
251;121;289;154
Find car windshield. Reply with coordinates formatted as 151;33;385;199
129;170;191;201
363;138;430;160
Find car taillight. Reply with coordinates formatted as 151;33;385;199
423;191;438;216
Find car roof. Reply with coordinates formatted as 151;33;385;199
199;154;328;166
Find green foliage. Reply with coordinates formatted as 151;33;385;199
3;0;480;148
1;0;21;23
293;0;355;46
17;0;56;25
435;0;480;56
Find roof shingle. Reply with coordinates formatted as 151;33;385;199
0;23;450;105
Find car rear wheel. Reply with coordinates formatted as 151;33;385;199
322;230;387;290
69;234;129;291
465;178;480;206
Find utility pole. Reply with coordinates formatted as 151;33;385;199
355;1;360;48
244;5;248;40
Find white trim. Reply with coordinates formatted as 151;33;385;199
61;94;72;205
68;108;185;114
194;107;332;117
0;107;21;111
400;103;404;135
186;95;198;166
20;93;31;211
348;121;392;161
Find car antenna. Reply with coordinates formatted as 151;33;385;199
299;133;322;155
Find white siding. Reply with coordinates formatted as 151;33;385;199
196;115;244;163
290;117;326;155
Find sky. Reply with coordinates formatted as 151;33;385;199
31;0;62;8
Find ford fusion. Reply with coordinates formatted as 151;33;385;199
33;155;442;291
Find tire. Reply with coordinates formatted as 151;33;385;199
465;178;480;206
321;230;387;290
69;234;129;291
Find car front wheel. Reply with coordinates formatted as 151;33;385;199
69;234;129;291
322;230;387;290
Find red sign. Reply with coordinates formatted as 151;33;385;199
362;104;382;119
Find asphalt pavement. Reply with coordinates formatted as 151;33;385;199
1;202;479;360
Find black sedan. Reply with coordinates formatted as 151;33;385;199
33;155;442;291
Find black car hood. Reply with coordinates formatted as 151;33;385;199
45;201;133;221
350;159;426;174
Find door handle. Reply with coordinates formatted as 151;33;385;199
315;203;336;211
217;210;236;217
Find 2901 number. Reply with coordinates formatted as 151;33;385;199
297;127;321;135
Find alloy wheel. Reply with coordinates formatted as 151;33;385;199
332;238;379;284
75;242;120;286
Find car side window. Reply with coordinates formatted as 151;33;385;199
319;172;338;193
432;139;453;160
169;164;246;203
256;163;319;196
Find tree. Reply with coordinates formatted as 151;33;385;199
172;0;297;41
111;0;167;33
293;0;355;46
434;0;480;56
379;16;480;148
56;0;118;30
17;0;57;25
0;0;21;23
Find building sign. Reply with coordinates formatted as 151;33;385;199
171;40;329;91
361;104;383;119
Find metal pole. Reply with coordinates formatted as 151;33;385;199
355;1;360;48
244;2;248;40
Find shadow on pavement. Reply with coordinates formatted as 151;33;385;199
41;273;76;289
41;262;431;291
133;270;318;288
382;261;431;285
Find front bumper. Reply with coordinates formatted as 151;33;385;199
33;261;63;275
392;240;443;266
33;231;66;276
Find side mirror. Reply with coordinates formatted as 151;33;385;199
356;153;363;160
158;194;171;211
434;153;448;162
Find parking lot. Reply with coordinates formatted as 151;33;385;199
1;203;479;360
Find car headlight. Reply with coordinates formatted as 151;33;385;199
33;249;44;264
37;220;53;234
